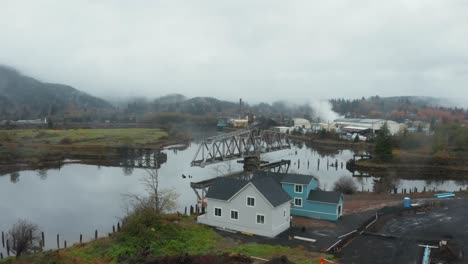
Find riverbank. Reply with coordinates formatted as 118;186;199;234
0;214;332;264
352;150;468;179
0;128;188;175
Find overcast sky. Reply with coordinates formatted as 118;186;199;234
1;1;468;105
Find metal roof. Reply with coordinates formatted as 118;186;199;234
252;171;317;185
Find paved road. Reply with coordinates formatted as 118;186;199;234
340;197;468;263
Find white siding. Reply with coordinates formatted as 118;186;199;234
197;184;291;237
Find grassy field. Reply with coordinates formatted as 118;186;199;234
0;215;332;264
0;129;167;147
0;129;169;166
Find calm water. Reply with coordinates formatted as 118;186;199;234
1;140;467;253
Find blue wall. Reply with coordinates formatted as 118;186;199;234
282;179;343;221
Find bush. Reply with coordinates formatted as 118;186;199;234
333;176;357;194
59;137;72;144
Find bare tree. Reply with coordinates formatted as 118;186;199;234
125;161;178;216
7;219;41;258
333;176;358;194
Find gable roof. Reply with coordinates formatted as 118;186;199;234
307;190;343;204
252;171;316;185
250;177;292;207
281;173;316;185
205;176;291;208
205;178;249;201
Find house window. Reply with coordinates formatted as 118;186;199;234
294;198;302;207
295;184;303;193
214;207;222;217
247;196;255;207
230;210;239;220
256;214;265;224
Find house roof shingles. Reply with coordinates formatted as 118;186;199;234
205;178;249;201
281;173;316;185
251;177;292;207
205;176;291;208
307;190;343;204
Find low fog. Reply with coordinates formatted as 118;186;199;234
1;1;468;106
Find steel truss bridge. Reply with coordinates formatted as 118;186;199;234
191;129;290;167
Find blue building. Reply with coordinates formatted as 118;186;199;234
253;171;344;221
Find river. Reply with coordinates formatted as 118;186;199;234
1;139;467;254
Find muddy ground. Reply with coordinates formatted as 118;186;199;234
212;193;468;264
339;196;468;263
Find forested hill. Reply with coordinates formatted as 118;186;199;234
0;65;112;120
330;96;468;123
124;94;241;115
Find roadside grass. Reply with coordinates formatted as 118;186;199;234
0;214;334;264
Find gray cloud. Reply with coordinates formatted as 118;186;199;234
1;0;468;106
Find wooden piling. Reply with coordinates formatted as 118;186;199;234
185;206;187;215
117;223;121;232
190;205;194;215
41;232;45;248
2;231;4;248
95;230;98;240
7;240;10;256
1;252;3;259
64;240;67;249
79;234;83;244
112;225;115;233
57;234;60;249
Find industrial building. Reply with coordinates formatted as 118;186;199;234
333;118;402;135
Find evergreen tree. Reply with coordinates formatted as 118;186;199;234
374;122;393;161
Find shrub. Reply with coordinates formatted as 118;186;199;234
59;137;72;144
333;176;357;194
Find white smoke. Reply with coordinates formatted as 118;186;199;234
309;99;342;123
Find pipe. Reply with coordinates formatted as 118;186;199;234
293;236;316;243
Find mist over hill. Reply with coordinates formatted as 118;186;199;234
0;65;112;120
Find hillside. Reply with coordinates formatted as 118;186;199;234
0;65;112;120
330;96;468;123
125;94;240;116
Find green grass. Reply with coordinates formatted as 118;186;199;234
0;214;333;264
0;129;167;147
0;128;169;165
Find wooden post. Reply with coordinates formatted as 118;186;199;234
57;234;60;249
190;205;194;215
64;240;67;249
95;230;98;240
117;223;121;232
185;207;187;215
7;240;10;256
1;252;3;259
112;225;115;233
2;231;4;248
79;234;83;244
195;204;199;214
41;232;45;248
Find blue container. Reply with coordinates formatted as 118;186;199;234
404;197;411;208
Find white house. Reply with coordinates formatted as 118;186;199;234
197;177;291;237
